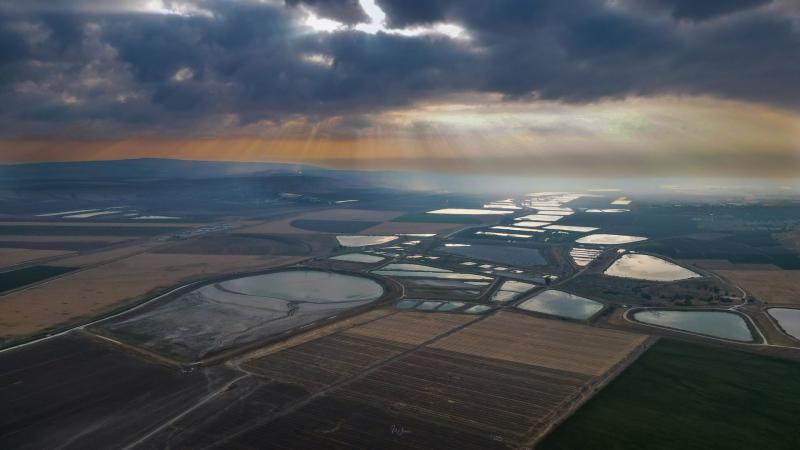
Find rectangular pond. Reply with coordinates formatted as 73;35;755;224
427;208;513;215
517;290;604;320
576;234;647;245
436;243;547;267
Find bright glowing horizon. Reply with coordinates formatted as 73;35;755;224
1;0;798;177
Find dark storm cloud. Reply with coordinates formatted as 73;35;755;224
649;0;773;21
375;0;775;26
0;0;798;137
0;25;28;65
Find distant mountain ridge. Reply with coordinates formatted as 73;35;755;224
0;158;476;193
0;158;320;180
0;158;582;195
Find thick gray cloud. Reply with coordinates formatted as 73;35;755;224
649;0;773;21
0;0;798;137
285;0;368;24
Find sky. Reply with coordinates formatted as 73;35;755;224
0;0;798;176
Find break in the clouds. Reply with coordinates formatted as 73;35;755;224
0;0;798;175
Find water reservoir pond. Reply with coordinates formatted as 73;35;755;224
396;300;419;309
767;308;800;340
464;304;493;314
98;270;385;361
491;280;537;303
417;301;442;311
632;310;754;342
336;235;397;247
380;263;451;272
605;254;700;282
576;234;646;244
438;301;465;311
427;208;513;215
372;270;492;281
436;243;546;266
517;290;603;319
329;253;384;263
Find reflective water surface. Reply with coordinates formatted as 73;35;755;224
767;308;800;340
517;290;603;319
605;254;700;281
632;309;753;342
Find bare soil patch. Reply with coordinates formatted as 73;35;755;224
290;219;379;233
683;259;782;271
0;221;200;228
299;209;404;221
345;311;477;345
243;334;410;390
240;209;403;235
0;253;299;344
155;234;320;256
0;248;73;267
359;220;465;235
717;269;800;305
430;311;648;376
0;235;134;243
55;242;161;268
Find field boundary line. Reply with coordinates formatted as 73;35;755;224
525;335;659;447
196;312;489;450
119;374;250;450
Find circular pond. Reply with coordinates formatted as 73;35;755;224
219;270;385;303
99;269;386;361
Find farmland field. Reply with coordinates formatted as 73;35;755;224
359;220;465;235
0;240;114;251
0;248;73;267
637;235;800;270
290;219;380;233
392;212;482;224
243;333;411;390
0;225;185;236
1;169;798;449
716;269;800;305
0;253;298;345
0;235;135;243
239;209;404;235
538;340;800;450
0;334;239;449
0;265;76;293
154;234;322;256
288;208;404;221
343;311;477;345
430;311;647;376
138;310;650;449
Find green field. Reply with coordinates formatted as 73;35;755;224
538;340;800;450
0;265;77;293
391;213;482;224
